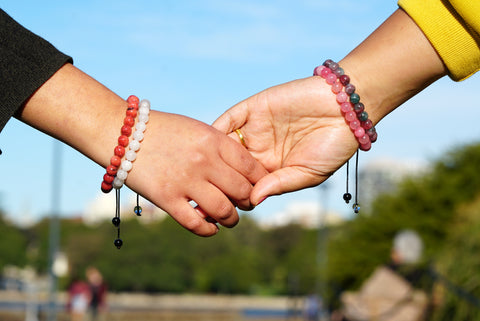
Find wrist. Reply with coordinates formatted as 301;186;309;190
339;9;447;125
19;64;127;168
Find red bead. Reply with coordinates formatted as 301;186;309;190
336;92;348;103
128;102;139;110
349;119;360;130
118;135;129;147
103;173;115;184
124;116;135;127
127;95;139;104
121;125;132;136
126;108;137;118
360;140;372;151
331;82;343;94
340;102;352;113
101;181;113;193
345;111;356;122
106;165;118;176
110;155;121;167
354;127;366;138
358;134;370;145
313;65;325;76
114;145;125;157
320;67;331;79
361;119;373;130
326;73;337;84
339;75;350;86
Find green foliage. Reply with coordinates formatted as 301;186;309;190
0;212;27;271
5;142;480;320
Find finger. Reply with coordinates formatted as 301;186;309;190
212;100;249;133
250;167;329;205
190;184;240;228
164;200;220;237
219;136;268;184
204;161;255;210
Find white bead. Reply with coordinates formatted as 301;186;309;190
139;99;151;109
138;113;149;123
113;177;124;189
136;122;146;132
129;139;141;151
121;160;133;172
139;106;150;115
126;150;137;161
132;131;144;142
117;169;128;180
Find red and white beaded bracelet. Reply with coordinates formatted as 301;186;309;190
100;95;150;248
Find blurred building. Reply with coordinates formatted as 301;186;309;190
256;201;344;229
359;157;427;213
82;192;167;226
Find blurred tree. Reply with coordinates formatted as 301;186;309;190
326;142;480;313
430;196;480;321
0;212;27;271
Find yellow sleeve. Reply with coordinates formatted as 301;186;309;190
398;0;480;81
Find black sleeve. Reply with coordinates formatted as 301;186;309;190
0;9;73;132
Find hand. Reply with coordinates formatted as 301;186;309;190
213;76;359;205
126;111;268;236
19;64;267;237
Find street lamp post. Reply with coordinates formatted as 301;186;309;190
46;140;62;321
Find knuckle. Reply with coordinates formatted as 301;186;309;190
213;201;235;222
237;181;253;201
183;217;204;233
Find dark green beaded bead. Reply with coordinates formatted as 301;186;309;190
358;111;369;122
350;93;360;104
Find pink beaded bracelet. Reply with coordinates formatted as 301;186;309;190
313;59;377;151
313;59;379;214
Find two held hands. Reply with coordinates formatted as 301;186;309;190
134;76;358;236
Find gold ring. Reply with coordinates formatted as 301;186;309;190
235;129;247;147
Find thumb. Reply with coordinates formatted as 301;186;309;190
250;167;329;206
212;101;249;133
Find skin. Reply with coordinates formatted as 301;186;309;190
17;63;268;236
213;9;447;205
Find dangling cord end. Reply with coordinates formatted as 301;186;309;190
113;188;123;249
134;193;142;216
352;150;360;214
343;159;352;204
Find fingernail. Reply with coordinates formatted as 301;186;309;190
256;196;267;206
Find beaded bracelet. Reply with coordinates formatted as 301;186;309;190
101;95;139;193
313;59;377;151
100;95;150;249
313;59;379;214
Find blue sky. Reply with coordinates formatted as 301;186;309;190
1;1;480;225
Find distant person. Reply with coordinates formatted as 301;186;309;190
303;293;323;321
338;230;430;321
85;267;108;321
67;275;91;321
